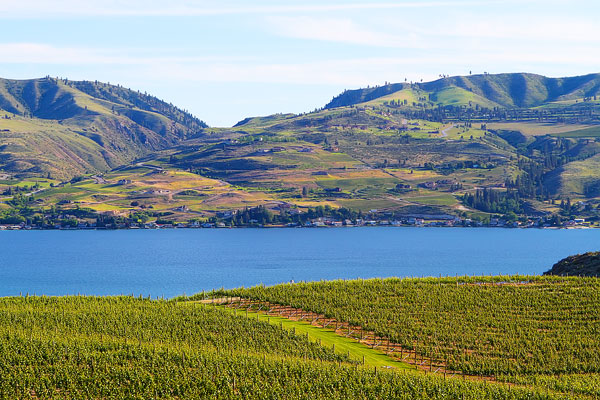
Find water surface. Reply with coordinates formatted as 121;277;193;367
0;228;597;297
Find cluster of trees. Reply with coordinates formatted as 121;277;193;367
462;188;523;215
222;205;362;226
425;160;495;172
1;183;40;196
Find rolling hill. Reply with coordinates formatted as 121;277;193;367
326;73;600;109
2;72;600;225
0;77;207;179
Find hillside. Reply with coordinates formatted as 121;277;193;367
0;77;207;179
2;72;600;226
544;252;600;276
326;72;600;109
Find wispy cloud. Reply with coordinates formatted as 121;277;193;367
266;16;423;48
3;42;600;87
0;43;249;65
2;0;510;18
442;15;599;43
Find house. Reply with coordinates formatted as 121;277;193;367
407;217;424;226
418;181;438;189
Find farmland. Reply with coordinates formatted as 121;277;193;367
216;275;600;398
0;287;589;399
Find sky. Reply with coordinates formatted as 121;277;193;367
1;0;599;127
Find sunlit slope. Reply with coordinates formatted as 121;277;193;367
0;77;207;179
327;73;600;109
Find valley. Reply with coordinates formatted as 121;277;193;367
2;73;600;228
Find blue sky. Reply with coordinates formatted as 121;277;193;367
1;0;599;126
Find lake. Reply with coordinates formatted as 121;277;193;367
0;227;598;297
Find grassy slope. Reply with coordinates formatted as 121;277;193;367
545;153;600;197
0;100;519;219
0;78;207;180
3;73;600;218
327;73;600;109
216;305;408;369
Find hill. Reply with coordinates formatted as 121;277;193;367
544;251;600;276
2;72;600;226
326;72;600;109
0;77;207;179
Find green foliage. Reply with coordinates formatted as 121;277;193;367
0;296;566;399
327;73;600;110
462;189;523;214
223;276;600;377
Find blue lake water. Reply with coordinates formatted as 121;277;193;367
0;228;598;297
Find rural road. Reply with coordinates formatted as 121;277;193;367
136;162;164;172
440;124;455;138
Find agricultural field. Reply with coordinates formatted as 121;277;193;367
487;122;597;137
0;293;582;399
33;165;277;218
220;275;600;398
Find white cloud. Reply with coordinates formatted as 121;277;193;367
442;15;599;44
266;16;423;48
3;41;599;88
1;0;511;18
0;43;249;65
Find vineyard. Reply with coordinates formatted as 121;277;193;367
212;275;600;397
0;295;577;399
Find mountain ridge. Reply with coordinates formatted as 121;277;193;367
325;72;600;109
0;77;207;179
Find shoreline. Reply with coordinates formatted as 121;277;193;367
0;224;593;231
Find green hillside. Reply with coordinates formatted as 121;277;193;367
2;73;600;226
326;73;600;109
0;77;207;179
